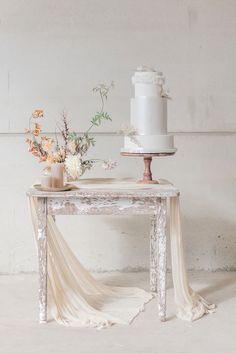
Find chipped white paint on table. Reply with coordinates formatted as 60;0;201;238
27;178;179;324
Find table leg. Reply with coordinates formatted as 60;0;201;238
150;215;158;292
157;198;167;321
37;197;47;324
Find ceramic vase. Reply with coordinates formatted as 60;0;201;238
51;163;64;188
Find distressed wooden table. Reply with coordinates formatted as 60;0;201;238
27;178;179;324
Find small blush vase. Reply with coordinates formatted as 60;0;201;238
51;163;64;188
41;175;52;188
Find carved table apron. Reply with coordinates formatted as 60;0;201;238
27;178;179;324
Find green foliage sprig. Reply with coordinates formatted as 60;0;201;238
62;81;114;158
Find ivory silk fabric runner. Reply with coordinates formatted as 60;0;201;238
170;197;216;320
29;183;216;328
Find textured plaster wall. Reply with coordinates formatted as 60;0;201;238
0;0;236;272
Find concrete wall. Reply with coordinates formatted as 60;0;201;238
1;0;236;273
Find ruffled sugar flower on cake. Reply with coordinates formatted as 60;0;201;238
135;66;171;99
119;123;142;148
157;72;171;99
25;82;117;179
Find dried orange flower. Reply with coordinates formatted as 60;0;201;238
32;122;41;136
46;154;55;165
41;138;53;152
32;109;44;118
30;147;40;157
39;155;47;162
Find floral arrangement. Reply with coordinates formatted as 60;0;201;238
25;83;117;180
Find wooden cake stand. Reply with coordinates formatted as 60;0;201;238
121;152;176;184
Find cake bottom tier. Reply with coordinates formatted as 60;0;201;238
121;134;176;154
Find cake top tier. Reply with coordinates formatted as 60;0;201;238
132;66;165;86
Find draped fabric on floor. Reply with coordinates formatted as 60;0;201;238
29;195;215;328
170;197;216;321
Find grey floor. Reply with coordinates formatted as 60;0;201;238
1;271;236;353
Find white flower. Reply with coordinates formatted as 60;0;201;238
65;155;84;180
102;159;117;171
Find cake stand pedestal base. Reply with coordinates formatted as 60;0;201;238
120;152;176;184
138;156;159;184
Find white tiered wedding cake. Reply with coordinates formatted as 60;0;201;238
121;66;176;154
